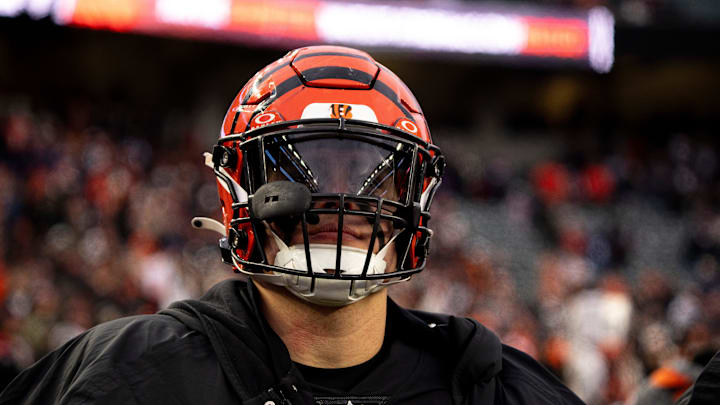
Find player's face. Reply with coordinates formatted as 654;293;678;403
266;196;398;273
288;203;395;253
263;138;403;271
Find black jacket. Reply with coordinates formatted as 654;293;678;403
0;279;584;404
675;351;720;405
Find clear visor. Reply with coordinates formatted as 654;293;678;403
261;135;415;204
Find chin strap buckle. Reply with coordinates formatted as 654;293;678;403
191;216;235;266
219;237;233;265
416;233;431;259
410;202;422;231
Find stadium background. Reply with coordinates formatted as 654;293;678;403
1;1;719;404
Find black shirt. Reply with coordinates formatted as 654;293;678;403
294;346;386;393
293;307;454;404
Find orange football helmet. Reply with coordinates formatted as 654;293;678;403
194;45;444;305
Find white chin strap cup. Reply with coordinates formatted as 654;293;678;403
251;232;396;307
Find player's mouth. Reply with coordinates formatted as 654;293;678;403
308;223;367;244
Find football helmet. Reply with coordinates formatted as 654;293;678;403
193;45;445;306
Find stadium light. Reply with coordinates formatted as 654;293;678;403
3;0;615;72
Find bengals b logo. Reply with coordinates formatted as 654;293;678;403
330;104;353;119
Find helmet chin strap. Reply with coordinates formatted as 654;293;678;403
248;229;399;307
191;216;404;306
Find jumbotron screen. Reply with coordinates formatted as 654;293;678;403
2;0;614;72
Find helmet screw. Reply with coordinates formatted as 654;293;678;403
229;228;248;249
215;146;237;168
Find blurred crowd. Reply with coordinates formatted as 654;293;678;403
0;98;232;387
394;130;720;404
1;97;719;405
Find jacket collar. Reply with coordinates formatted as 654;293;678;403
172;278;503;404
387;298;503;402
